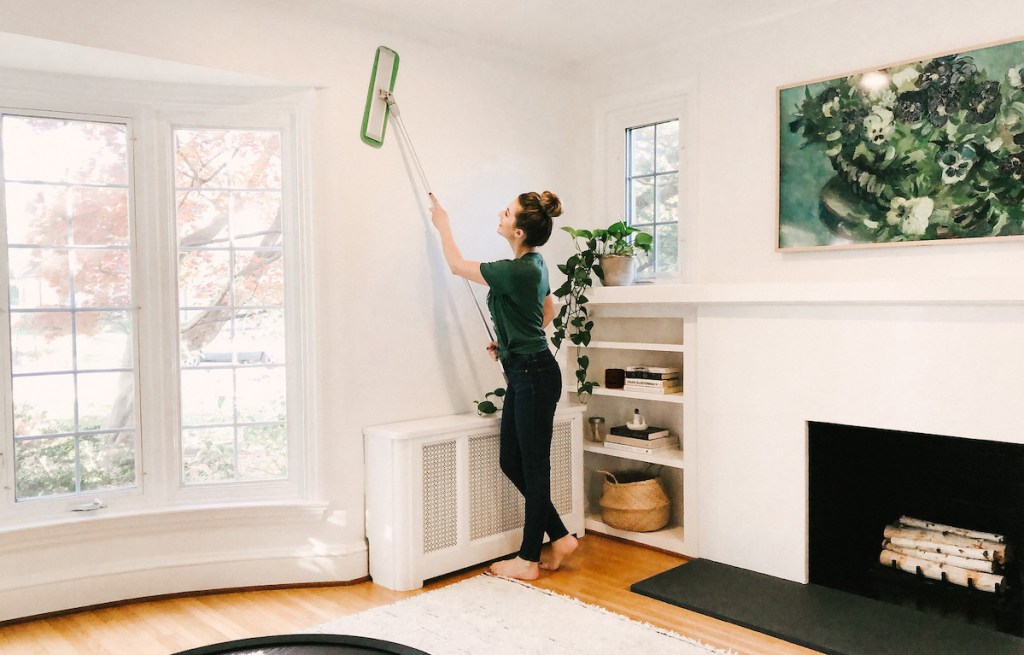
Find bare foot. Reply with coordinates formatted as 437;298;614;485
488;557;540;580
540;534;579;571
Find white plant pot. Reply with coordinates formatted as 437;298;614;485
599;255;636;286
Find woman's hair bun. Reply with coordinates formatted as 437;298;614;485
539;190;563;219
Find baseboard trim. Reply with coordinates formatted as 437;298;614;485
1;574;372;627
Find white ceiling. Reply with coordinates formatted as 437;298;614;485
1;1;841;83
308;0;841;72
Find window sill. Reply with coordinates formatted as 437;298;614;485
0;500;332;551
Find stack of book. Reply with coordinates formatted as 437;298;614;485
623;366;681;395
604;424;680;455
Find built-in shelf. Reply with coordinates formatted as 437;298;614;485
585;515;686;554
583;441;684;469
591;387;684;404
586;340;685;353
572;304;696;558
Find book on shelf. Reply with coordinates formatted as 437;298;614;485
609;425;670;440
625;367;680;380
606;432;679;448
624;378;680;388
603;439;680;455
622;382;682;394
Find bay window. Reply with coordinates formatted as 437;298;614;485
0;76;311;522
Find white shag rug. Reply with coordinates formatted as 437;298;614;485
313;574;735;655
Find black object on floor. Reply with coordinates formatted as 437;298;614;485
631;559;1024;655
173;634;430;655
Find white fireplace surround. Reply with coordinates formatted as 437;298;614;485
588;278;1024;586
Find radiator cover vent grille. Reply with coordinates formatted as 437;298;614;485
421;440;458;553
466;419;574;542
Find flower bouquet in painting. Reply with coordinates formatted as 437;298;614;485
779;40;1024;249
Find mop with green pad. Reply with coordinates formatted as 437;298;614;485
361;46;506;407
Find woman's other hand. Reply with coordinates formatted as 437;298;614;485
486;341;498;361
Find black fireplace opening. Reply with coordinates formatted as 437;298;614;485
808;421;1024;637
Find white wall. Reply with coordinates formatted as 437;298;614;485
583;0;1024;582
0;0;588;617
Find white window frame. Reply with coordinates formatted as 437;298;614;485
0;69;317;524
599;89;695;282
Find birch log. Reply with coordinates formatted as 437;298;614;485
899;516;1005;543
879;548;1006;593
883;525;1008;564
884;540;1000;573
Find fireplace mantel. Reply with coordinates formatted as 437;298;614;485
586;278;1024;306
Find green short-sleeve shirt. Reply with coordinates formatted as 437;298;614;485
479;252;549;359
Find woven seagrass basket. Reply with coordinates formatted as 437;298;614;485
597;470;670;532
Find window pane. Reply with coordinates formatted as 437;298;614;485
15;436;76;498
79;432;135;491
234;250;283;306
71;187;129;246
236;368;286;422
3;114;138;501
656;173;678;223
237;308;286;365
227;132;282;188
231;191;281;247
630;125;655;176
631;177;654;224
175;127;287;486
182;427;235;483
656;223;679;274
239;423;287;480
175;130;232;189
2;117;68;182
3;183;67;246
13;374;75;436
11;311;73;373
76;311;132;370
181;368;235;426
177;190;229;248
656;120;680;172
179;250;231;308
179;307;232;367
78;371;134;430
8;248;71;308
73;248;131;308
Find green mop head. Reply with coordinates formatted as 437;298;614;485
360;45;400;148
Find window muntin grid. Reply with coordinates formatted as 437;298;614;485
626;119;679;274
174;128;288;485
1;114;138;500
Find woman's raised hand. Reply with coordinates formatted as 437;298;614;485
428;193;449;231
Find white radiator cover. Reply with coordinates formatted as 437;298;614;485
364;407;585;590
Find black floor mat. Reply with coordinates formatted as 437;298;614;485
631;559;1024;655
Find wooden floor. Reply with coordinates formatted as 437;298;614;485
0;534;820;655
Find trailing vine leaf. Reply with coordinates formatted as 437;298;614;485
551;222;653;401
474;387;505;415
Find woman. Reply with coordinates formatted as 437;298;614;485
429;191;578;580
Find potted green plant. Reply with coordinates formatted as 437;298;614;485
551;221;653;400
594;220;654;286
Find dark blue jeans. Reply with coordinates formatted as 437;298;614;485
499;349;568;562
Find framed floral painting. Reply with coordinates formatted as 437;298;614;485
778;38;1024;250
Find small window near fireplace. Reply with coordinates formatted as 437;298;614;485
808;422;1024;637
